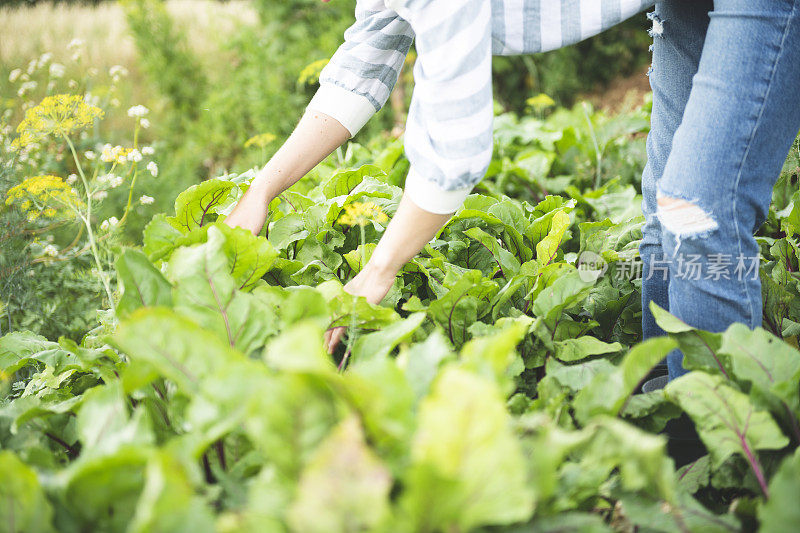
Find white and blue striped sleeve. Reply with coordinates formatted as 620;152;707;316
306;1;415;137
387;0;494;214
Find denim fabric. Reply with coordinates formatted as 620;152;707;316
639;0;800;380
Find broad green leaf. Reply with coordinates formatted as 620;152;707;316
142;213;185;261
719;323;800;415
76;382;154;459
167;226;277;353
116;248;172;317
113;308;246;394
352;311;426;362
0;331;58;374
665;372;789;468
573;337;678;424
215;223;278;290
288;416;391;533
536;210;570;266
427;270;499;347
398;329;455;400
169;178;236;232
129;451;215;533
244;373;340;479
321;164;385;198
459;316;532;393
339;357;416;465
554;336;623;362
401;367;534;531
0;451;55;533
532;269;594;324
759;448;800;532
317;279;400;330
464;226;521;278
263;321;335;374
650;302;728;377
267;212;309;251
61;446;151;531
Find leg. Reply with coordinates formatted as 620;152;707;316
658;0;800;378
640;1;712;359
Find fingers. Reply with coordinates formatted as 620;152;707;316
325;326;346;354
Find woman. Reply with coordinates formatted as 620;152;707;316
225;0;800;375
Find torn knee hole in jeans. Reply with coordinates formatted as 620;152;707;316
656;195;719;237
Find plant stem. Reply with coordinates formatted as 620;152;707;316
65;135;115;311
582;102;603;189
340;224;367;372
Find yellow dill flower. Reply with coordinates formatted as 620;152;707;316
12;94;103;148
244;133;277;149
526;93;556;111
297;59;329;86
5;175;81;220
338;201;388;227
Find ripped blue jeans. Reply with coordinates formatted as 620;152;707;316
639;0;800;380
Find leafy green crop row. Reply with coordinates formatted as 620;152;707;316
2;100;800;532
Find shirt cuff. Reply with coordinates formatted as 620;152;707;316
404;168;473;214
306;83;376;138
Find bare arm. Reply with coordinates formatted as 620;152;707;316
324;191;453;353
224;110;350;235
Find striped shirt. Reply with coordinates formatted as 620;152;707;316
307;0;656;213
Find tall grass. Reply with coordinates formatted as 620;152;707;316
0;0;255;68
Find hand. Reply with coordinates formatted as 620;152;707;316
324;262;397;354
223;178;272;236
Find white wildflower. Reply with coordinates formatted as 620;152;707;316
84;150;95;160
66;173;78;185
83;92;99;106
141;146;155;156
139;194;154;205
26;59;37;75
147;161;158;177
43;244;58;257
100;216;118;231
127;105;149;119
100;145;114;163
68;79;79;89
17;81;37;97
38;52;52;67
68;38;84;52
127;149;142;162
93;190;108;201
8;69;21;83
140;118;151;129
109;175;124;188
109;65;128;82
49;63;66;78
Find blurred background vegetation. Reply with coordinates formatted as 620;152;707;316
0;0;651;338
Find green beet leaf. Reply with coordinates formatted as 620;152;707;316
128;450;215;533
650;302;728;377
719;323;800;418
758;448;800;532
352;311;426;362
167;226;277;353
113;308;247;395
0;451;55;533
400;367;534;531
573;337;677;424
554;335;623;362
665;372;789;496
287;416;392;533
116;248;173;318
168;178;236;232
321;164;385;198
